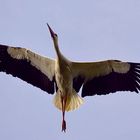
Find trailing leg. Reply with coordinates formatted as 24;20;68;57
61;95;67;132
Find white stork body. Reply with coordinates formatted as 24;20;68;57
0;24;140;132
54;53;83;110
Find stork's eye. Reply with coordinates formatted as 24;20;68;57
54;33;58;37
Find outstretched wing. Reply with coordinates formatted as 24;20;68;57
72;60;140;97
0;44;55;94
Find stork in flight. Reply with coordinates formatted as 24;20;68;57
0;24;140;132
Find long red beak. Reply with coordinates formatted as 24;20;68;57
47;23;56;39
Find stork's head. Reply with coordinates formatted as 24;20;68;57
47;23;58;43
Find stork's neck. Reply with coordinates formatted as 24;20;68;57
53;39;63;59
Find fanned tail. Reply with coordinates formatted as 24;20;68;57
53;89;84;112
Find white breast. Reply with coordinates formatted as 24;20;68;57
55;59;72;94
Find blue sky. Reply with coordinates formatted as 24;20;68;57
0;0;140;140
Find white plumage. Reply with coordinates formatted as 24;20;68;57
7;47;55;80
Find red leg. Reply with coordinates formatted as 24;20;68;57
61;95;67;132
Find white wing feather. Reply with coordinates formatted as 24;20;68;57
7;47;55;81
71;60;130;80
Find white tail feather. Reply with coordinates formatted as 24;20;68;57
53;89;83;112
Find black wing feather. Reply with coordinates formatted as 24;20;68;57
0;45;55;94
73;62;140;97
73;76;84;92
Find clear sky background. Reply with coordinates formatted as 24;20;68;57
0;0;140;140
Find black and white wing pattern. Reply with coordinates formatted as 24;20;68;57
0;44;55;94
72;60;140;97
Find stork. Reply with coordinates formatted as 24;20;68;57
0;24;140;132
